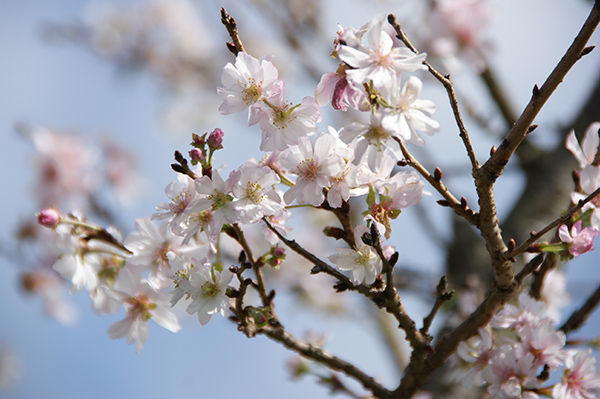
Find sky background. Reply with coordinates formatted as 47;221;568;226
1;1;599;398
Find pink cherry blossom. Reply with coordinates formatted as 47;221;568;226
338;15;427;87
280;133;344;206
553;349;600;399
217;52;283;118
558;220;599;257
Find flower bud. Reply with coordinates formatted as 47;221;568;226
189;148;204;165
207;128;224;149
36;208;60;228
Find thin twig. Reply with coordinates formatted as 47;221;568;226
262;325;392;399
421;276;453;335
478;2;600;184
388;14;479;172
220;8;245;55
560;283;600;334
262;217;363;292
394;137;480;228
232;223;270;306
503;185;600;260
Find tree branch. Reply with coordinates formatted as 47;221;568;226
394;137;480;228
560;282;600;335
478;2;600;184
220;8;245;56
388;14;479;172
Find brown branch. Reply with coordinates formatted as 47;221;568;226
421;276;453;335
503;185;600;260
171;150;199;180
394;137;480;228
220;8;245;56
388;14;479;172
232;223;270;306
478;2;600;184
261;325;392;399
391;254;544;399
560;283;600;334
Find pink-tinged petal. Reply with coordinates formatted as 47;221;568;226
566;129;589;168
558;224;572;243
581;121;600;163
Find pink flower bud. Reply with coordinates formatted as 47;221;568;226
37;208;60;228
273;246;285;257
207;128;224;149
189;148;204;164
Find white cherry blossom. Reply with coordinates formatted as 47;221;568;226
107;268;180;352
329;225;382;285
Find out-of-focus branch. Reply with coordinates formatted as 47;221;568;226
560;283;600;334
261;325;392;399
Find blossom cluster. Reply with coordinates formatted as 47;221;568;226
27;6;600;399
449;292;600;399
35;15;435;351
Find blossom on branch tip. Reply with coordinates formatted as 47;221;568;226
558;220;598;257
338;15;427;87
37;208;60;228
328;225;382;285
379;75;440;146
217;52;283;119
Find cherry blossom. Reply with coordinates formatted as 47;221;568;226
314;65;368;111
328;225;382;285
123;218;208;289
230;160;286;223
553;349;600;399
558;220;599;257
170;259;233;325
379;75;440;146
152;173;198;229
338;15;427;87
107;268;180;352
280;133;344;206
217;52;283;118
256;94;322;151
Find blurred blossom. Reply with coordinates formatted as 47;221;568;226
0;345;21;391
24;125;98;208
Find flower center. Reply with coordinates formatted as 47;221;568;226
153;241;172;268
200;281;220;297
169;191;191;214
243;78;262;105
245;182;263;204
126;295;152;321
208;192;233;211
297;159;319;181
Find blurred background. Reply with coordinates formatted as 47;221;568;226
1;0;599;398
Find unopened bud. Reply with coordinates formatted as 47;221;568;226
189;148;204;165
36;208;60;228
208;128;224;149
